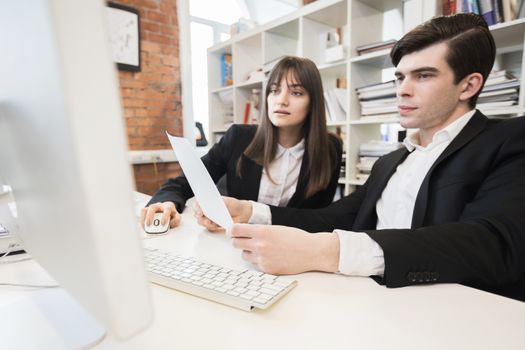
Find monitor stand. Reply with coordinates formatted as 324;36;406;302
0;288;106;349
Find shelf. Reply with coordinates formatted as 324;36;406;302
318;60;347;72
350;116;400;124
211;85;234;94
236;79;264;89
304;0;347;27
207;0;525;197
490;18;525;51
338;178;350;185
350;49;393;68
348;178;366;186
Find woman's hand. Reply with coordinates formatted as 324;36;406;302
140;201;181;230
194;196;253;232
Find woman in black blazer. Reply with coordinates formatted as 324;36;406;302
143;56;342;229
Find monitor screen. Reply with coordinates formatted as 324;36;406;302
0;0;152;346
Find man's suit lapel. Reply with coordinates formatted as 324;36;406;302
411;111;488;227
354;148;410;229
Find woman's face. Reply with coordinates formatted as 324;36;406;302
267;72;310;132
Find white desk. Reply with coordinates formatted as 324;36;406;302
1;194;525;349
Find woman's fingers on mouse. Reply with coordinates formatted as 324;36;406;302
170;212;181;228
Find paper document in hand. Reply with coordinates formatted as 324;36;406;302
166;133;233;229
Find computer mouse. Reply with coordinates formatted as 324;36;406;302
144;212;169;234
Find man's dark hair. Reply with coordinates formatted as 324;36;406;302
390;13;496;108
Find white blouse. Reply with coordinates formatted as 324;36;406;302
257;139;305;207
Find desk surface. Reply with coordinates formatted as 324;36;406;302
1;194;525;349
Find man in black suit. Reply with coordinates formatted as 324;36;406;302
198;13;525;301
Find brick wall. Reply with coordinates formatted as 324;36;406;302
112;0;183;195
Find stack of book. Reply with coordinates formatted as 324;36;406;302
356;80;398;119
356;39;396;56
355;141;402;183
478;69;520;111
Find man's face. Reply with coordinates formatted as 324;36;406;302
395;42;467;134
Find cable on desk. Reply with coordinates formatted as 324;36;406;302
0;243;30;264
1;244;58;289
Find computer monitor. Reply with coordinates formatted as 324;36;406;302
0;0;152;347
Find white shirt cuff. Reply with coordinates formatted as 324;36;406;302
335;230;385;276
248;201;272;225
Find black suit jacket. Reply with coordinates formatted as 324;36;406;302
149;124;343;212
271;111;525;301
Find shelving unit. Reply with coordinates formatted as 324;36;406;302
207;0;525;195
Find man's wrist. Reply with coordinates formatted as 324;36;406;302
247;201;272;224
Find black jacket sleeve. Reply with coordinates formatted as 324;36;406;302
366;119;525;296
271;180;368;232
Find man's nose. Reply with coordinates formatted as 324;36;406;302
397;78;412;97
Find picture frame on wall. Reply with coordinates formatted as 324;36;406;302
106;2;141;72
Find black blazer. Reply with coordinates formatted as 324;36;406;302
271;111;525;301
149;124;343;212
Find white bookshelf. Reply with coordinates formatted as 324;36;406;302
207;0;525;195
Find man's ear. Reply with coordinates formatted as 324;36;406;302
459;72;483;102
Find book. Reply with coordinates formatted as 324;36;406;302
478;0;496;25
324;90;346;122
243;102;250;124
356;80;396;93
492;0;503;23
482;79;520;92
357;87;397;100
462;0;480;14
332;88;348;113
478;100;517;108
220;53;232;87
443;0;457;15
518;0;525;18
356;39;397;52
479;88;519;98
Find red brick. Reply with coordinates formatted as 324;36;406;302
146;11;168;24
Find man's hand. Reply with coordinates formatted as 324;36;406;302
194;196;253;232
140;201;181;229
229;223;340;275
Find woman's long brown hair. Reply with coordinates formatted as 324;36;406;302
237;56;336;199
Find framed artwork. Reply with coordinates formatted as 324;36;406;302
106;2;141;72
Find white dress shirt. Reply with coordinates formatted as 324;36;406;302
250;110;476;276
257;139;305;207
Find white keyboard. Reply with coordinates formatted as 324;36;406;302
144;247;297;311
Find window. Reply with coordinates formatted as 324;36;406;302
189;0;243;136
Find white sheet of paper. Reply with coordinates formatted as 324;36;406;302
166;133;233;230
